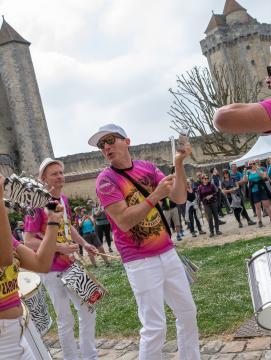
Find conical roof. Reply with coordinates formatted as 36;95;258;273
0;17;30;46
223;0;246;16
205;14;226;34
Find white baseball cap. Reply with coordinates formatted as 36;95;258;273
88;123;127;147
38;157;64;180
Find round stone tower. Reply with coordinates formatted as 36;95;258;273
0;17;54;176
200;0;271;97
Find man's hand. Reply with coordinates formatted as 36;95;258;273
46;203;64;223
57;243;79;255
84;243;98;256
153;174;176;200
175;143;192;166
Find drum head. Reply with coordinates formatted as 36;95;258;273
18;271;41;297
257;305;271;330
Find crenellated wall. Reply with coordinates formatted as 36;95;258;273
61;134;256;200
59;134;256;175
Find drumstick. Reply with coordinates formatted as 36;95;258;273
94;251;120;260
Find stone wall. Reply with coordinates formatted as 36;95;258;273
59;134;256;175
61;134;255;200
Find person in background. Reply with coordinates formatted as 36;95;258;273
267;157;271;180
198;174;222;237
230;163;243;184
192;171;203;192
210;167;231;217
221;169;256;228
186;179;206;237
13;220;24;243
24;158;98;360
93;203;113;253
162;198;183;241
243;160;271;227
79;208;110;266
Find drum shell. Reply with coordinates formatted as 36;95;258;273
247;247;271;330
60;262;107;307
18;271;52;336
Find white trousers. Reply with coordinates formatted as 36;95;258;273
124;249;200;360
40;271;97;360
0;317;35;360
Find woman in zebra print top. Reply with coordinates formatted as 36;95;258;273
0;174;64;359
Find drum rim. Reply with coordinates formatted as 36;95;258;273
18;271;41;298
248;246;271;264
256;303;271;331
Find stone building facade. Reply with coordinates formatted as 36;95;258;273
0;18;53;177
200;0;271;98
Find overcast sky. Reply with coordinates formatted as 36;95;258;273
1;0;271;157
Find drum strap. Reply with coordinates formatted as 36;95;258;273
110;166;171;238
60;197;69;240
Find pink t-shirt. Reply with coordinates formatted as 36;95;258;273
260;98;271;134
24;195;73;272
0;238;21;311
96;160;174;263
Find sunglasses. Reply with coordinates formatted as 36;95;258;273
97;135;124;150
202;177;208;180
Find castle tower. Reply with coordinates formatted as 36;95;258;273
0;18;54;176
200;0;271;97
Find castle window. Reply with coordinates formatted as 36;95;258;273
246;45;250;50
251;59;255;65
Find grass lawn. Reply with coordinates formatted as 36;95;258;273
47;236;271;339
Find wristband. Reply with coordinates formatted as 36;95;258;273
145;198;155;208
47;221;60;227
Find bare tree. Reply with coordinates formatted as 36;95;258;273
168;64;262;156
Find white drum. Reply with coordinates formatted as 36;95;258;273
22;304;52;360
18;271;52;335
247;246;271;330
60;261;108;309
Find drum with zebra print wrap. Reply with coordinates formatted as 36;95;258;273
18;271;52;336
59;261;108;309
3;174;52;215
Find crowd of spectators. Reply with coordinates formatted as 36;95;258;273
162;158;271;239
72;202;112;266
10;158;271;244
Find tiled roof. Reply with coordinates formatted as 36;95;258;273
0;17;30;46
223;0;246;16
205;14;226;34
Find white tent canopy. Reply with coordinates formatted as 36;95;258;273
232;136;271;167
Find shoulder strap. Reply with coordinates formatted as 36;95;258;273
111;166;171;237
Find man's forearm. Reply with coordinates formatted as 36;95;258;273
109;192;161;233
24;235;42;251
169;162;187;204
71;226;88;246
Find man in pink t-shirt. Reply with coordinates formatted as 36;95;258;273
89;124;200;360
24;158;98;360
